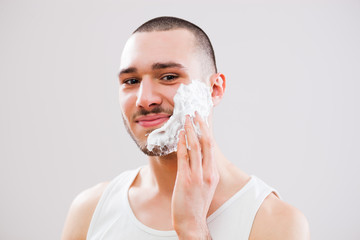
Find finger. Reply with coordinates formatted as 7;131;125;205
176;129;190;176
184;115;202;174
194;112;215;171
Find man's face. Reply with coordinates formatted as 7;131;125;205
118;29;205;155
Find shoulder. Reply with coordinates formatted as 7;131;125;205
61;182;110;240
250;193;310;240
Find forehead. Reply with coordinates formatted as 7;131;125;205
120;29;198;71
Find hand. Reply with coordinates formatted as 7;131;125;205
171;113;219;240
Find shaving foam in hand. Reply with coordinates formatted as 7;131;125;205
146;80;213;155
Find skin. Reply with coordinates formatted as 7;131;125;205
61;29;310;240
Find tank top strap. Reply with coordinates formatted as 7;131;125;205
242;175;281;238
207;175;281;240
87;167;142;239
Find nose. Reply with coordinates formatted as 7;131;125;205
135;78;162;110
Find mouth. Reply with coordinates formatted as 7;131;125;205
135;114;171;128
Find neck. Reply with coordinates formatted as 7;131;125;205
147;152;178;195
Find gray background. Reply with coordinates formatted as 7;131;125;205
1;0;359;239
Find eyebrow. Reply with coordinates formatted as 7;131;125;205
152;62;185;70
118;62;186;76
118;67;137;76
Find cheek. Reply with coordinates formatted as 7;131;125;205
119;83;183;115
160;84;181;106
119;93;136;119
165;91;177;106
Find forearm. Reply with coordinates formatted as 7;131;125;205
175;222;212;240
177;230;212;240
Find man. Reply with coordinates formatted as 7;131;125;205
62;16;310;240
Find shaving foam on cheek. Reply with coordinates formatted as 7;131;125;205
146;79;213;155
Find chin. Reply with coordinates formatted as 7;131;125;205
140;144;176;157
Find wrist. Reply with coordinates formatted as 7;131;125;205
175;222;211;240
177;232;211;240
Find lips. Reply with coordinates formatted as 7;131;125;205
135;114;171;128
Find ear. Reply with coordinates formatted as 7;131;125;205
209;73;226;106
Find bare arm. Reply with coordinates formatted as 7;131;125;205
61;182;109;240
250;193;310;240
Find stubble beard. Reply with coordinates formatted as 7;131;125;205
121;107;173;157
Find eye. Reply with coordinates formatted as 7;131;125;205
161;74;178;81
123;78;139;85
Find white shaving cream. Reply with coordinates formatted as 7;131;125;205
146;80;213;155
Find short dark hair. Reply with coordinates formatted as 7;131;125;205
133;16;217;75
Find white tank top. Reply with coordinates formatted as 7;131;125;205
87;166;281;240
